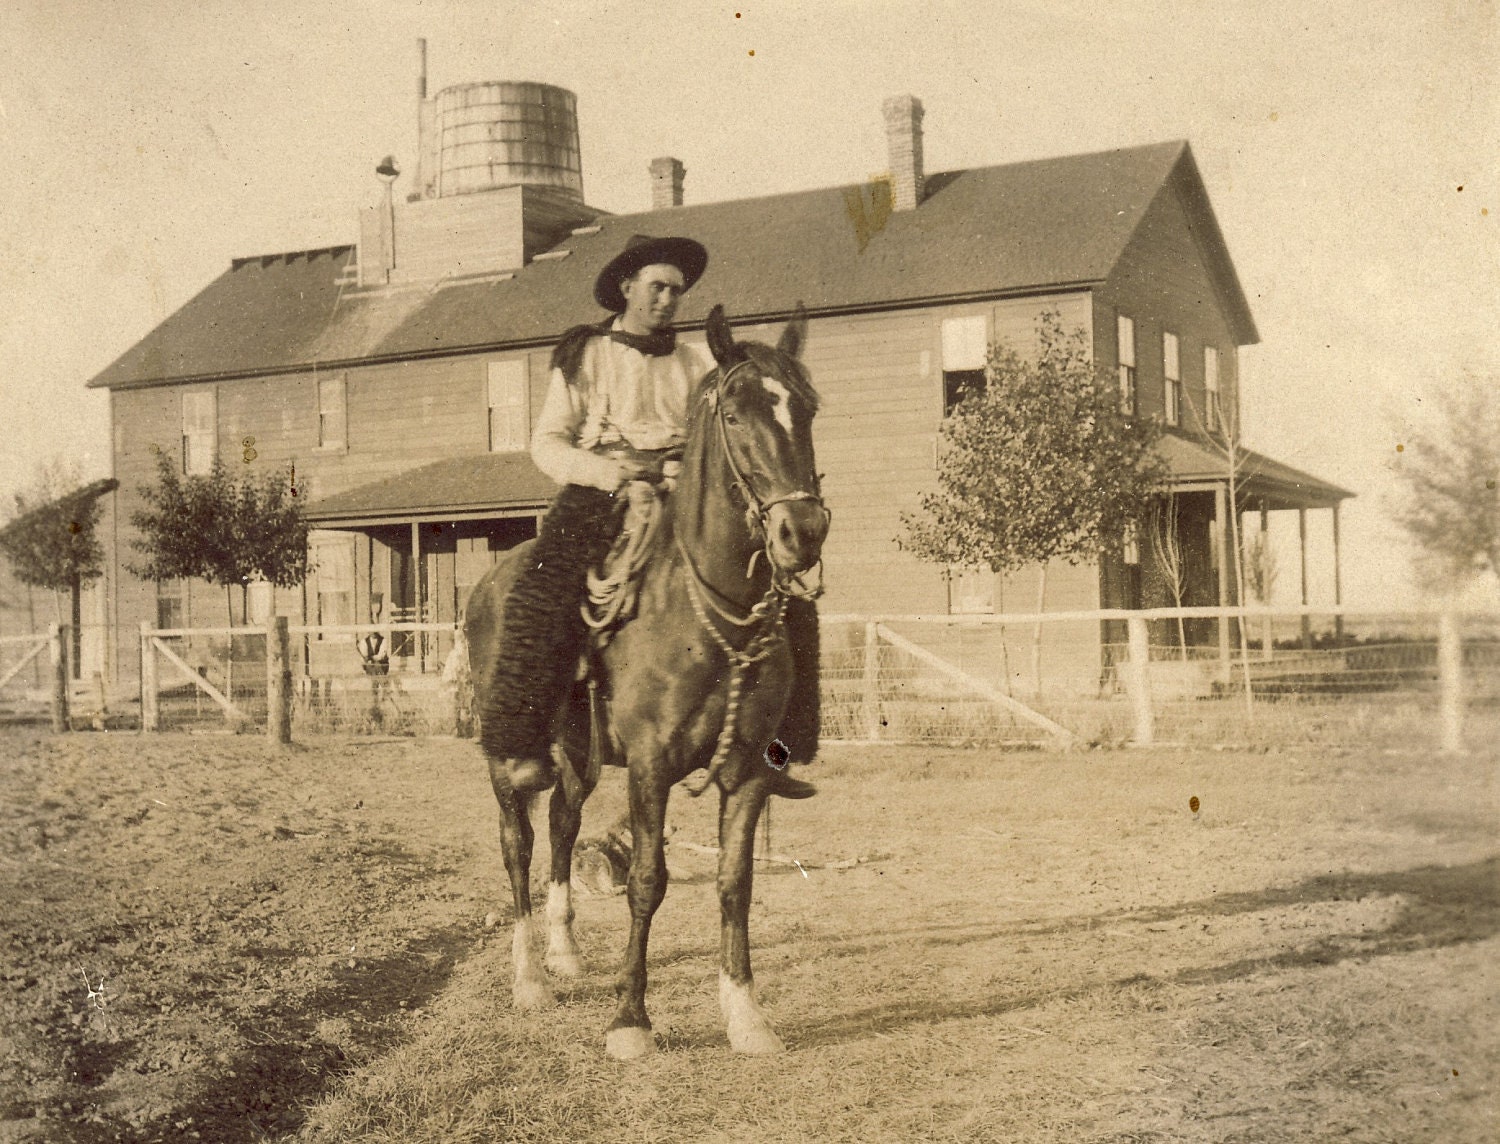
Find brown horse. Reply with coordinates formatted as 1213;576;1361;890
464;305;828;1058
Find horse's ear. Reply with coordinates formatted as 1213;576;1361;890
705;304;736;366
777;304;808;361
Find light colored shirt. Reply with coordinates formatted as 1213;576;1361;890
531;325;708;491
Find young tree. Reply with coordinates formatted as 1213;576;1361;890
0;463;118;677
129;453;310;627
1147;491;1189;659
1391;379;1500;592
900;311;1168;581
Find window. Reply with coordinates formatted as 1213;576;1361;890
1122;522;1141;567
487;360;530;452
1116;314;1136;416
1204;345;1221;431
155;579;185;631
950;566;995;614
317;374;347;449
1163;332;1181;426
941;316;988;415
181;389;216;475
312;534;355;636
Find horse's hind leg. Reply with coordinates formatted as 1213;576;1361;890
543;753;593;978
488;759;552;1010
717;779;785;1054
605;767;670;1060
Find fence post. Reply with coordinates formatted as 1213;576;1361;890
140;621;159;732
1125;615;1154;747
49;623;70;733
267;616;292;747
1438;611;1463;754
861;621;881;741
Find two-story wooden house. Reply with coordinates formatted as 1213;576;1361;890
85;81;1349;698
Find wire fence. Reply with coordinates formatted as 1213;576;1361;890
13;606;1496;754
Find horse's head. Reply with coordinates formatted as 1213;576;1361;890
701;304;829;578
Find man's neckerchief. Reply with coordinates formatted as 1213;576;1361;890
552;319;678;384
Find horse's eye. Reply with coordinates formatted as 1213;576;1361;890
723;412;740;426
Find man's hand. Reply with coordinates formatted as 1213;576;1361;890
614;459;650;488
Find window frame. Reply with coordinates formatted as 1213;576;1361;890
181;389;217;475
1204;345;1221;432
1116;313;1137;416
940;315;989;417
311;534;356;638
1162;331;1181;426
316;373;348;451
486;359;531;453
949;565;996;615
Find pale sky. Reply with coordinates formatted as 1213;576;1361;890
1;0;1495;606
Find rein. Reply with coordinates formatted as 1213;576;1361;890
679;357;827;797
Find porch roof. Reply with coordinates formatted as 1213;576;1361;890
1158;434;1353;511
305;454;556;526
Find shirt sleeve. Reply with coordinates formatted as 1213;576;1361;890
530;367;624;491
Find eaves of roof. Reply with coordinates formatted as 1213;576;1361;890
88;141;1199;391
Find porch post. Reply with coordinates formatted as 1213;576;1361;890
1215;484;1230;679
411;521;425;672
1259;504;1272;661
1332;502;1344;643
1298;508;1311;649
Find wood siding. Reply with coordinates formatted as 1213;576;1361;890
1093;172;1242;434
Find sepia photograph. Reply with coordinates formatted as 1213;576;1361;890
0;1;1495;1140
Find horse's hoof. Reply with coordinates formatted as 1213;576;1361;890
605;1026;656;1060
728;1023;786;1055
545;950;584;978
513;976;554;1011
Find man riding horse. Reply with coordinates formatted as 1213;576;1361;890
483;235;820;799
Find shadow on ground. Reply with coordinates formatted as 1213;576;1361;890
793;854;1500;1047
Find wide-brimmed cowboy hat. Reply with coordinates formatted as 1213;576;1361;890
593;235;709;312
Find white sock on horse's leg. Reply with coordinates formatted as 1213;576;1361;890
544;881;584;977
719;972;785;1054
511;915;553;1009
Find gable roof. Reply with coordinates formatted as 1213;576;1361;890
88;140;1254;391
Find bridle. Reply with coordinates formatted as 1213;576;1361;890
705;357;830;598
675;355;830;796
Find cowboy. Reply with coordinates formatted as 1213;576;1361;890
484;235;818;798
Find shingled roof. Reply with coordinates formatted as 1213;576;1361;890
1157;434;1353;510
88;140;1254;391
305;454;557;523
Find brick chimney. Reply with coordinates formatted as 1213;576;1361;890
881;94;925;211
649;156;686;209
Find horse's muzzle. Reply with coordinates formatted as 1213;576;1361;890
764;499;830;575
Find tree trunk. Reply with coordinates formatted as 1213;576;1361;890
69;573;82;680
1031;565;1047;696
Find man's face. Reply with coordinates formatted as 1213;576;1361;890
619;263;686;334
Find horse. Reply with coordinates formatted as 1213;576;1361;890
463;304;829;1059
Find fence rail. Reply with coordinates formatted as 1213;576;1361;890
11;606;1495;754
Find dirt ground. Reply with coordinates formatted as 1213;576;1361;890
0;728;1495;1143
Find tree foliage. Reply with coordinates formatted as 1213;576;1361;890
0;468;112;594
1392;380;1500;589
899;312;1168;574
128;454;310;616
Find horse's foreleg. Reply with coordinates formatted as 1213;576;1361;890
544;764;591;978
605;768;669;1060
718;778;785;1054
490;761;551;1010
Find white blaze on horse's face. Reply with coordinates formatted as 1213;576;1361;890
761;375;794;436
